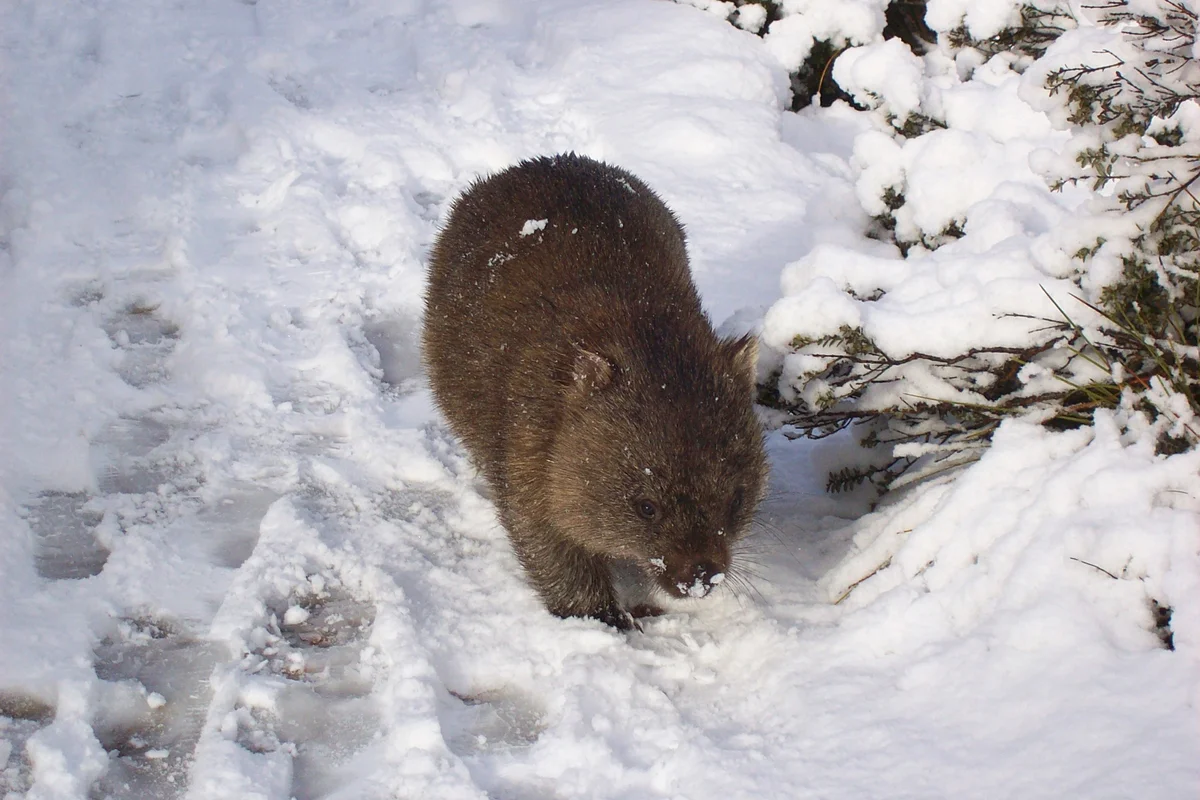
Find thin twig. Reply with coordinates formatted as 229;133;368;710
1070;556;1119;580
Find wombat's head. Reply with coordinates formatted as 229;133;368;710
547;333;767;600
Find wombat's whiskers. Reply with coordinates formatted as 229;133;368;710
724;556;766;605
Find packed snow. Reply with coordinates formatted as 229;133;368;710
1;0;1196;799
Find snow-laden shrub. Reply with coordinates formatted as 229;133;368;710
1033;0;1200;454
937;0;1074;62
760;0;1200;494
672;0;908;108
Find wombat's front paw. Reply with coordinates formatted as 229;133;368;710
629;603;665;619
592;603;636;632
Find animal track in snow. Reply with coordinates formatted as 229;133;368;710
249;583;376;692
89;416;176;495
196;487;279;569
24;491;109;580
270;386;353;457
361;316;422;389
267;75;312;110
443;688;557;800
236;577;381;800
90;617;222;800
0;692;55;796
445;689;547;756
410;190;445;222
103;304;180;388
70;280;107;307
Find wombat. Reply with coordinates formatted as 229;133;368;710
423;153;767;630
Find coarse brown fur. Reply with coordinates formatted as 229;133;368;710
423;153;767;629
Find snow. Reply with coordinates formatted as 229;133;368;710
763;0;889;71
1;0;1197;799
518;219;548;237
925;0;1021;39
678;578;713;599
832;40;926;121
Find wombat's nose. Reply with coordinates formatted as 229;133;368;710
680;561;725;598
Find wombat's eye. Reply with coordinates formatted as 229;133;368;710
730;488;745;515
633;498;658;520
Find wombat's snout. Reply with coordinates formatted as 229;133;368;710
671;560;727;599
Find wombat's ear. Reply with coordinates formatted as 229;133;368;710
572;347;617;393
726;334;759;389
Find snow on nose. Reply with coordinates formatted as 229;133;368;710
676;562;724;598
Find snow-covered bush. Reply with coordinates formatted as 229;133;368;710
754;0;1200;493
1035;0;1200;454
673;0;898;107
938;1;1074;61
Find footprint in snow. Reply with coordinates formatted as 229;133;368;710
360;315;423;391
442;688;558;800
445;688;547;756
0;692;55;797
411;190;445;222
90;617;222;800
89;416;177;496
267;75;312;110
70;281;107;307
102;303;180;389
195;486;279;569
235;578;380;800
24;491;109;580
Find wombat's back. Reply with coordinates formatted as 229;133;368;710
423;154;704;480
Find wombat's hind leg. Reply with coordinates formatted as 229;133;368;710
512;529;631;630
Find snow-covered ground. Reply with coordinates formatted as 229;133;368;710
1;1;1196;798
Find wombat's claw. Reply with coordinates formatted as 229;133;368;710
592;604;637;632
629;603;665;619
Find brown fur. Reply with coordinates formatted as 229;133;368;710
423;154;767;629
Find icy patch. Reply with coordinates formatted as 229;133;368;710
678;577;711;599
24;491;109;580
69;281;107;307
518;219;547;236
